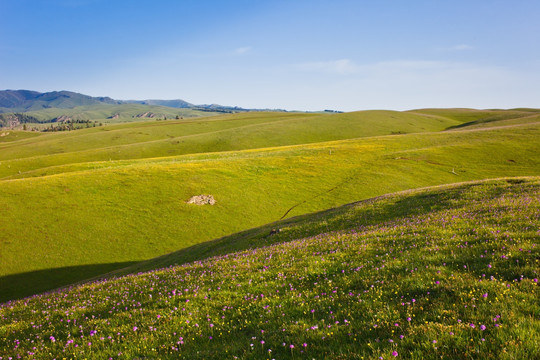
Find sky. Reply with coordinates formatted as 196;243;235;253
1;0;539;111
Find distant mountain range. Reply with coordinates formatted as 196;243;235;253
0;90;119;112
0;90;280;113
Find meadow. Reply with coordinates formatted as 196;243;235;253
1;109;539;303
3;103;220;128
0;109;465;178
1;178;538;359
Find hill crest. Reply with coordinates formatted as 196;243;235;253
0;90;119;112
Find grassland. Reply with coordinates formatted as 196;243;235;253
1;109;537;180
0;108;539;303
5;103;221;128
0;130;41;143
1;178;538;359
0;110;464;179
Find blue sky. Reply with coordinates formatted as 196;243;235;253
1;0;539;111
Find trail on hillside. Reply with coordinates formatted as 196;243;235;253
279;169;361;220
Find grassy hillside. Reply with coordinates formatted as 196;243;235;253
1;178;538;359
0;130;41;143
0;109;494;179
1;116;539;302
4;103;220;127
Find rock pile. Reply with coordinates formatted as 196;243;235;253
186;195;216;205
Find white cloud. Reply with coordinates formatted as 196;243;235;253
295;59;462;76
281;58;539;111
296;59;360;74
437;44;475;51
453;44;474;50
234;47;251;55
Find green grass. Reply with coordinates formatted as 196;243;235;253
409;108;534;123
6;103;221;126
0;130;42;143
0;108;496;179
1;178;538;359
0;116;539;302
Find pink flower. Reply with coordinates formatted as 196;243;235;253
392;351;398;357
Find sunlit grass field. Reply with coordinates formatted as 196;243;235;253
0;109;539;303
1;178;538;359
6;103;220;126
0;110;467;179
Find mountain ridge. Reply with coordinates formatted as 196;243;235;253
0;89;286;114
0;90;119;112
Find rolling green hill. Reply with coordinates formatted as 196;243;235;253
3;109;535;180
0;130;41;143
1;177;538;359
410;108;540;130
1;103;220;128
0;109;539;302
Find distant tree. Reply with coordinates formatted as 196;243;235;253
23;124;27;131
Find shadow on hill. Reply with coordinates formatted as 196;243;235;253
0;262;138;304
115;180;516;277
3;178;533;305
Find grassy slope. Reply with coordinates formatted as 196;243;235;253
0;118;539;302
0;130;42;143
0;109;470;180
1;178;538;359
6;103;220;124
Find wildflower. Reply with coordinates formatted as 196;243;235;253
133;326;138;332
392;351;398;357
480;325;486;331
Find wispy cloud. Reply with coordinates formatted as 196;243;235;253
295;59;454;75
437;44;475;51
234;47;251;55
295;59;360;74
279;58;539;110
